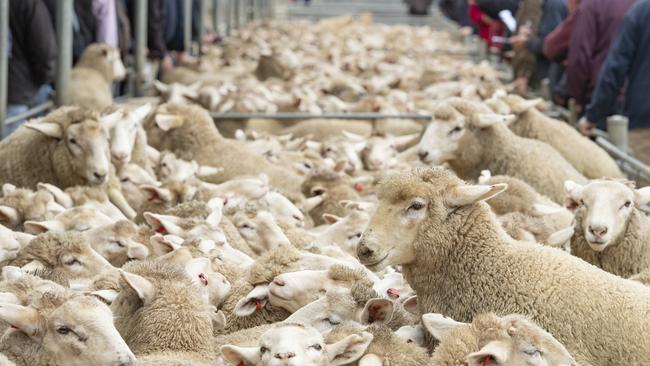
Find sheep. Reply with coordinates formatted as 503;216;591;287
555;179;650;277
81;220;149;267
111;260;215;365
356;167;650;365
66;43;126;110
424;312;578;366
342;131;419;171
0;107;135;219
116;163;160;210
220;322;373;366
309;209;370;256
143;103;305;201
478;171;574;248
23;205;115;234
324;323;430;366
302;166;361;226
155;150;222;183
0;286;135;366
416;99;587;203
0;224;31;264
101;103;154;170
495;93;624;179
0;186;61;231
3;231;113;283
230;207;292;256
37;183;126;221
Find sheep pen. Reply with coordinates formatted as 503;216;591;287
0;12;645;366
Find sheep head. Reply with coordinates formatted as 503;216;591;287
101;104;152;166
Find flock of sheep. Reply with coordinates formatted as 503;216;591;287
0;14;647;366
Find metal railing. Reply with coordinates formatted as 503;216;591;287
210;112;432;121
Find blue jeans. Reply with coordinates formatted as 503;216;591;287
3;84;52;139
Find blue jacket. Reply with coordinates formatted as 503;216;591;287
585;0;650;129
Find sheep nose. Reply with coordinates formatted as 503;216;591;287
93;172;107;182
273;277;285;287
357;242;374;259
275;352;296;359
418;150;428;160
589;225;608;238
112;152;128;161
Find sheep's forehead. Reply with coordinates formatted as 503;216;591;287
378;169;452;204
51;296;112;325
68;120;107;138
262;325;322;345
582;181;634;204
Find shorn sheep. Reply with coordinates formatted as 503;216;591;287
357;168;650;366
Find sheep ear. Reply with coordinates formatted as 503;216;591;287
120;270;156;306
326;332;374;366
564;180;584;200
23;220;65;234
510;96;543;114
547;226;575;248
466;341;510;366
393;133;420;149
90;289;119;305
322;214;341;224
477;170;492;185
361;298;395;324
24;121;63;139
334;160;347;172
402;295;418;315
258;173;269;185
635;187;650;206
185;257;211;281
422;313;467;341
37;183;74;208
234;285;269;317
0;303;44;337
149;234;183;256
220;345;260;366
140;184;173;203
132;103;153;122
531;203;566;216
127;242;150;260
206;198;224;229
2;183;16;195
358;354;383;366
154;80;170;93
234;129;246;141
0;206;20;227
0;292;20;305
21;260;45;272
342;130;366;142
471;113;516;128
303;195;325;212
444;183;508;207
211;309;227;330
197;165;223;177
154;114;184;131
101;110;124;130
146;145;161;165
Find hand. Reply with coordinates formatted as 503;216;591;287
509;34;528;50
578;117;595;136
160;55;174;74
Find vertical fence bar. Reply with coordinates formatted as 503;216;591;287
234;0;240;30
197;0;204;55
212;0;219;33
55;0;73;106
133;0;147;97
183;0;193;54
247;0;254;22
607;115;630;153
0;0;8;136
225;0;231;35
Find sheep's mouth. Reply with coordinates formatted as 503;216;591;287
363;251;391;268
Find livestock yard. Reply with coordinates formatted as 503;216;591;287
0;0;648;365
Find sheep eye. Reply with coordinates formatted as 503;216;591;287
260;346;269;354
114;241;126;248
524;349;541;357
64;258;81;266
69;138;77;145
325;318;340;325
120;177;130;183
580;199;586;206
56;326;71;335
623;201;632;208
406;339;413;344
310;344;322;351
448;126;463;135
302;162;312;169
408;202;424;211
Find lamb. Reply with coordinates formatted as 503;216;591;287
23;205;115;234
0;283;135;366
143;103;305;201
324;323;430;366
3;231;113;282
356;167;650;365
416;99;587;203
37;183;127;221
424;312;578;366
101;103;154;170
301;166;361;225
554;179;650;277
0;186;61;231
0;107;135;219
230;207;292;256
111;260;215;365
220;322;373;366
309;209;370;256
81;220;149;267
65;43;126;110
494;93;623;179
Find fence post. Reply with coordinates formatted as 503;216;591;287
234;0;240;30
134;0;147;97
184;0;193;54
212;0;219;33
197;0;204;55
55;0;73;106
567;98;578;127
607;115;629;153
225;0;232;35
0;0;8;136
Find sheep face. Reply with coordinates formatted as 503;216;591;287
232;210;291;255
40;296;136;366
65;119;112;185
357;168;506;271
565;180;650;251
372;272;415;301
102;104;152;165
221;323;373;366
85;221;149;267
0;224;22;262
117;163;159;209
156;151;222;183
361;134;418;171
269;269;345;313
264;191;305;227
0;189;59;229
417;110;466;165
314;210;369;255
24;206;115;234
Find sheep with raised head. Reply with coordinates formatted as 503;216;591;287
416;99;587;203
356;167;650;365
65;44;126;110
553;179;650;277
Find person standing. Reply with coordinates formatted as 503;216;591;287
579;0;650;164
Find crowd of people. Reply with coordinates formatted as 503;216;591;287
439;0;650;163
4;0;207;138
